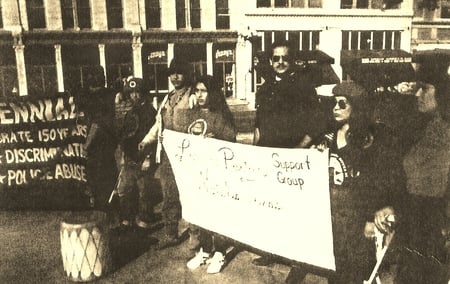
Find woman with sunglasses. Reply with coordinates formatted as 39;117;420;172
286;82;404;284
172;75;236;274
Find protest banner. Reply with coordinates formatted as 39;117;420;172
0;93;89;209
163;129;335;271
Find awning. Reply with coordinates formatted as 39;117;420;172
254;49;339;86
341;49;415;90
295;50;339;86
413;48;450;64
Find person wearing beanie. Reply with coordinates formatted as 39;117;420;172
115;77;158;229
139;57;192;249
394;60;450;284
285;81;405;284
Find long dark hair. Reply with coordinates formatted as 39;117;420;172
191;75;235;126
416;61;450;122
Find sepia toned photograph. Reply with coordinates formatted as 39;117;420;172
0;0;449;283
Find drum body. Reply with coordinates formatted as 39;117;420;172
60;211;112;282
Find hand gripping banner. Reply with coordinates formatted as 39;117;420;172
163;129;335;271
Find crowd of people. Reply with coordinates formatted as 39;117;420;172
76;39;449;283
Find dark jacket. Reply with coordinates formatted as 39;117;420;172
255;71;326;148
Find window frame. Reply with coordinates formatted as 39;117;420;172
107;0;124;29
27;0;47;30
61;0;92;30
145;0;161;29
257;0;322;8
216;0;230;29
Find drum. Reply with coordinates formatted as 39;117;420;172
60;211;112;282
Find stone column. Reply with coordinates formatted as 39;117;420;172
235;37;252;101
98;44;107;86
167;43;175;90
54;44;64;92
206;42;213;75
132;36;143;78
13;35;27;96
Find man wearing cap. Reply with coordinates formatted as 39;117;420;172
139;58;192;249
116;77;158;229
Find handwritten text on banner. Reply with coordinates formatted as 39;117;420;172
163;129;335;271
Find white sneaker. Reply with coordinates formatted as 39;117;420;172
206;252;225;274
187;248;209;270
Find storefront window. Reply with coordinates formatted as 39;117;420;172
143;45;169;96
106;44;132;89
175;43;206;80
214;44;236;97
62;45;100;92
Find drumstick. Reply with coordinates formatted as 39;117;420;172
108;168;122;204
363;239;391;284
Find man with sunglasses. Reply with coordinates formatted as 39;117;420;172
253;40;325;148
251;40;327;272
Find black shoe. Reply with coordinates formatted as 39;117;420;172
285;266;307;284
157;235;180;250
251;255;275;266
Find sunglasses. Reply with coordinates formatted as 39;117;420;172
334;99;349;110
272;55;291;62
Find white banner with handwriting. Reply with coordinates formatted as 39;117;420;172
163;129;335;271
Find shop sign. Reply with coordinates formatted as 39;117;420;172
361;57;412;64
215;49;234;61
148;50;167;64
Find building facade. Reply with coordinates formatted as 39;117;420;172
0;0;444;100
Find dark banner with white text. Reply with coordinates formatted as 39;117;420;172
0;93;90;209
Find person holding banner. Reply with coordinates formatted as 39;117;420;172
173;75;236;273
253;40;326;149
115;77;158;229
139;58;192;249
252;40;327;269
285;81;405;284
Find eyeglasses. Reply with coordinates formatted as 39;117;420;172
334;99;349;110
272;55;291;62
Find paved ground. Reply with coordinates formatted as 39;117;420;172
0;210;332;284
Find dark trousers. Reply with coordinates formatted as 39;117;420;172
117;160;158;223
158;151;182;237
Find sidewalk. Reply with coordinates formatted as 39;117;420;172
0;210;330;284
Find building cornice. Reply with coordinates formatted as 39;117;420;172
245;9;413;18
22;30;133;45
141;30;238;44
